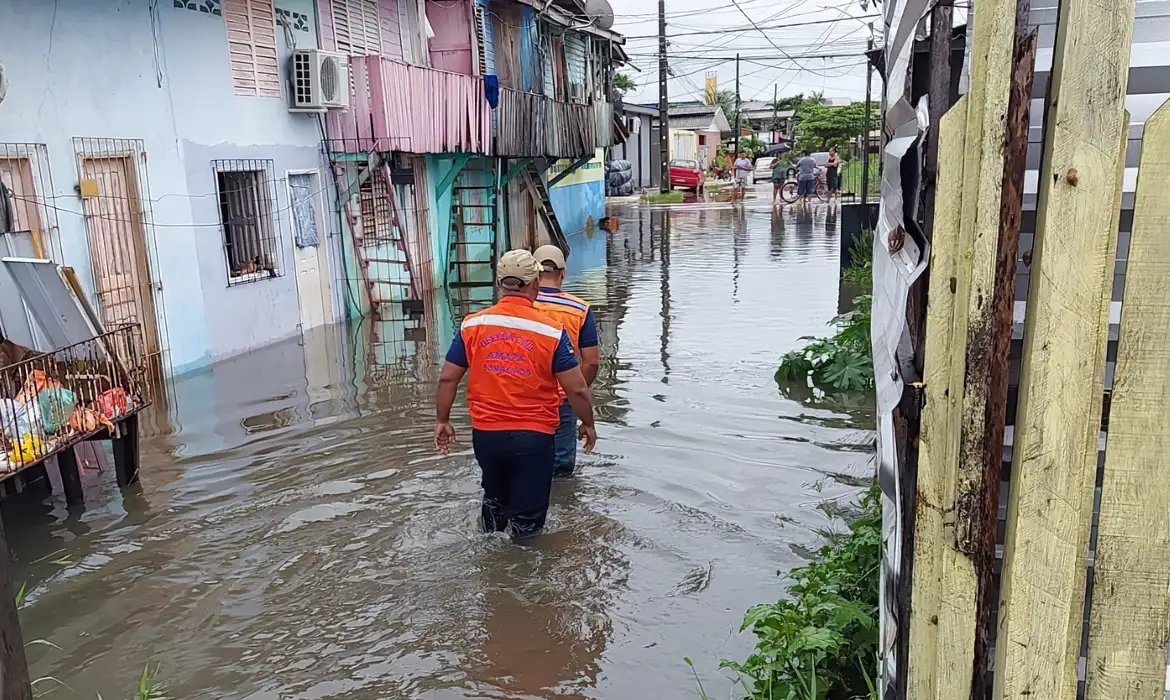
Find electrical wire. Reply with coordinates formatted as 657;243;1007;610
6;176;336;230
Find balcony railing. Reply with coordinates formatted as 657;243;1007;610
496;88;608;159
326;56;492;155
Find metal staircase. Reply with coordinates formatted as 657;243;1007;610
357;167;415;315
518;160;570;254
445;158;499;290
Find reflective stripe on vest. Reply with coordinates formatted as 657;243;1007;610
460;298;565;434
535;290;589;351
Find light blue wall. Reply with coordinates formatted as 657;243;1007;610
0;0;337;374
564;32;587;88
548;178;604;261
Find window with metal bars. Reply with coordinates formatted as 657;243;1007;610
212;159;283;285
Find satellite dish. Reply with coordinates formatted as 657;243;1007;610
0;63;8;107
584;0;614;29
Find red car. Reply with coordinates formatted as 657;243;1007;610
668;158;704;192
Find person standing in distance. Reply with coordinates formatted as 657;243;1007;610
532;244;600;478
732;151;753;205
434;249;597;542
796;151;818;207
826;147;841;200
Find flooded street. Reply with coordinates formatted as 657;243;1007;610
7;190;873;699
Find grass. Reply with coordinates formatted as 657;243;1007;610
642;191;685;204
719;486;880;700
841;229;874;290
838;159;880;199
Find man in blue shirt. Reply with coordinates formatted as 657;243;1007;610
533;244;600;477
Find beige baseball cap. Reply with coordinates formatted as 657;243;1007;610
496;249;540;289
533;244;567;271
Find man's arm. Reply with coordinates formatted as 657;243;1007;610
435;335;470;453
578;309;600;386
556;366;596;452
551;330;597;451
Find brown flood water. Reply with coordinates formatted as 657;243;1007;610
7;193;873;699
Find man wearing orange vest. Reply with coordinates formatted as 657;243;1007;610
533;244;600;478
434;249;597;541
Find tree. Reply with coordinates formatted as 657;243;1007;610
793;101;876;155
612;72;636;94
769;92;807;113
707;89;737;125
738;134;767;158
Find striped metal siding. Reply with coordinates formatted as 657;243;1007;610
1004;0;1170;694
519;5;539;93
564;32;586;93
223;0;281;97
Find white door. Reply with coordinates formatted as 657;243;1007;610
289;172;334;331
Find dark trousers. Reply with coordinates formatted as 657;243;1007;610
553;399;577;477
472;428;556;540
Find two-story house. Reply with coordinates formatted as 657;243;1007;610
319;0;626;322
0;0;343;376
0;0;626;378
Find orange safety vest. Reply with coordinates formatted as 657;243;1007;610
534;288;590;351
460;296;566;434
534;288;590;401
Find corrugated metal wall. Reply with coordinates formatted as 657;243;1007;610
565;32;586;93
519;5;539;93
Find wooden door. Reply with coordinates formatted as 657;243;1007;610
80;157;162;363
290;172;335;331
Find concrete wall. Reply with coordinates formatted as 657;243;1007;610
548;149;604;245
0;0;338;374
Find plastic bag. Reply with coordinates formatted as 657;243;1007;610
37;387;76;435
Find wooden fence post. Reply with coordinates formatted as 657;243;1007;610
908;94;976;700
992;0;1136;697
906;0;1034;695
1083;99;1170;699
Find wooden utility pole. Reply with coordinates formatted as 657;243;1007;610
733;53;741;156
771;84;777;144
0;527;31;699
657;0;670;193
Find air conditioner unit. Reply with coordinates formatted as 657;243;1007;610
569;83;586;102
290;49;349;112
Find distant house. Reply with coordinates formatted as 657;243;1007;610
665;104;731;169
615;104;659;190
738;101;795;143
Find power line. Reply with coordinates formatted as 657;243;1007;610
6;176;335;230
620;13;880;40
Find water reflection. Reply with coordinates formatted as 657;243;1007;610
8;193;871;699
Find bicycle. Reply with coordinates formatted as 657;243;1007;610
779;173;829;204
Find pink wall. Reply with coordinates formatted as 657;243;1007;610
317;0;403;61
424;0;473;74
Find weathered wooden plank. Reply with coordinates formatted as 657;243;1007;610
992;0;1136;696
1083;98;1170;700
953;0;1036;694
907;94;975;700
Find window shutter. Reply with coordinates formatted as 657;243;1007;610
224;0;281;98
333;0;382;56
473;4;487;76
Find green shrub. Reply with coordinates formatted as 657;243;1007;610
841;230;873;290
777;296;873;393
721;486;880;700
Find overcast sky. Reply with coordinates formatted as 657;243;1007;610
609;0;880;107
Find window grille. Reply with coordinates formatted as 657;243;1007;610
212;159;283;285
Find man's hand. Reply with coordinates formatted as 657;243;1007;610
578;423;597;453
434;421;456;454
